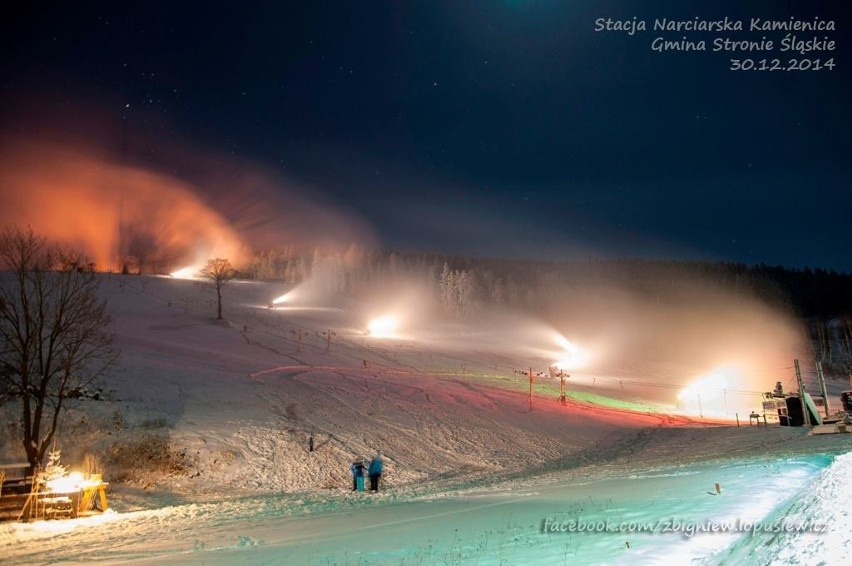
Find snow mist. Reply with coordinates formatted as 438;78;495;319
0;137;374;274
543;278;810;418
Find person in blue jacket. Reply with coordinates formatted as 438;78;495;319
368;453;383;492
351;460;365;492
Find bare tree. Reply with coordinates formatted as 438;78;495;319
201;258;236;320
0;227;118;469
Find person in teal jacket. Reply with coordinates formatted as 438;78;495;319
368;453;383;492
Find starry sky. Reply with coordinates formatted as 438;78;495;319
2;1;850;270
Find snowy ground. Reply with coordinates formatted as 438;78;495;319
1;275;851;564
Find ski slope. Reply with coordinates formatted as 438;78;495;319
1;275;850;564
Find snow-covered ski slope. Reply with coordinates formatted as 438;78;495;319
1;274;850;564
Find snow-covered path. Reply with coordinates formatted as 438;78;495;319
3;452;846;565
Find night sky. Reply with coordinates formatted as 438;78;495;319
2;1;850;270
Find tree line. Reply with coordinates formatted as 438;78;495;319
242;247;852;319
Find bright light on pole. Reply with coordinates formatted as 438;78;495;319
271;291;292;305
678;365;742;418
367;315;399;338
554;335;587;370
170;265;201;279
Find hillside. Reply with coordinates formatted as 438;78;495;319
1;273;846;493
2;273;852;564
0;274;691;494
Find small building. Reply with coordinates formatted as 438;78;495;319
761;381;823;427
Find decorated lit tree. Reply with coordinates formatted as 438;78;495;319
42;443;67;484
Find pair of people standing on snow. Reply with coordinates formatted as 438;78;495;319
351;454;383;492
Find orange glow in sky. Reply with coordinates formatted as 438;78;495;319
0;140;247;272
